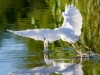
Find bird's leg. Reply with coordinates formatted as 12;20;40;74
70;42;83;58
76;49;83;58
78;42;92;56
78;42;91;50
70;42;76;49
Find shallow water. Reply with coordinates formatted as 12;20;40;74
0;36;100;75
0;0;100;75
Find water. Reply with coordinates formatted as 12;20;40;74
0;0;100;75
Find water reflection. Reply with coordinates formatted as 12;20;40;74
9;51;84;75
43;52;83;75
0;0;100;75
0;36;27;75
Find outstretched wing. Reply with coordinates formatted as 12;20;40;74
7;29;60;43
62;4;82;36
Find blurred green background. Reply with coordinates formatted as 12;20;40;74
0;0;100;75
0;0;100;51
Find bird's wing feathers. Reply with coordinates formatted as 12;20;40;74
7;4;82;43
62;4;82;36
7;29;60;42
55;28;78;43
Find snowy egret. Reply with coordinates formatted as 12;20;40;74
7;4;82;53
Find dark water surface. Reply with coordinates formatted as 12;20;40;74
0;0;100;75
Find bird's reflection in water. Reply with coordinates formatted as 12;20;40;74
43;51;83;75
9;51;84;75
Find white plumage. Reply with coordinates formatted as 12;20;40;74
7;4;82;49
62;4;82;36
7;29;60;43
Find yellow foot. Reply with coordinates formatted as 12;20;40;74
76;49;83;58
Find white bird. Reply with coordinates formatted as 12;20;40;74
7;4;82;52
9;52;83;75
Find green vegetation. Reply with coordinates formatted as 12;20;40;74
0;0;99;51
0;0;100;74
